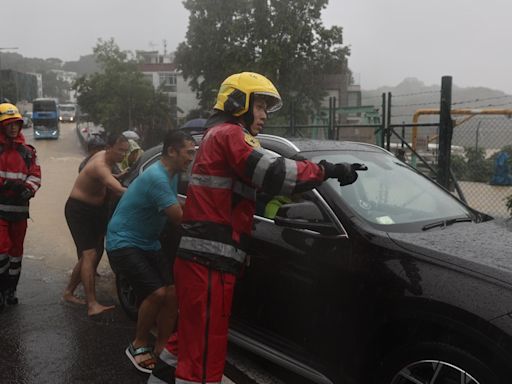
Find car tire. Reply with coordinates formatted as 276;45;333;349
375;341;500;384
115;272;139;321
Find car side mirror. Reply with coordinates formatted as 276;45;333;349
274;201;338;235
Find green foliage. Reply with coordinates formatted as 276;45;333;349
41;71;69;101
464;147;493;182
451;147;494;183
176;0;350;119
74;39;173;147
506;194;512;216
450;154;468;180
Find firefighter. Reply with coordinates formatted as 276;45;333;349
0;103;41;310
148;72;366;383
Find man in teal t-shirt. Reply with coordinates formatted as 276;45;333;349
106;130;195;374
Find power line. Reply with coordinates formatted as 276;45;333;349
391;90;440;98
363;89;440;100
451;94;512;106
392;101;440;108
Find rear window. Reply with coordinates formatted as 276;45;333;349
34;100;57;112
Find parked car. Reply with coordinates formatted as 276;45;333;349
117;133;512;384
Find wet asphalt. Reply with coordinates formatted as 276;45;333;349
0;258;149;384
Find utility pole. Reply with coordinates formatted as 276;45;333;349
0;47;19;101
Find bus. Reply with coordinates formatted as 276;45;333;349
32;98;59;139
58;103;77;122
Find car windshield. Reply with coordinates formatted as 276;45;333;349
309;150;472;228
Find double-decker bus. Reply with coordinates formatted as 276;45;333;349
32;98;59;139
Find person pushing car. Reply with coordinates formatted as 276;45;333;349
149;72;367;384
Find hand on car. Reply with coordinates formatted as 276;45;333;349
319;160;368;186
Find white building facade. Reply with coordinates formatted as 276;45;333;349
136;50;200;125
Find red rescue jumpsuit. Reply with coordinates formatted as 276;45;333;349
0;129;41;293
161;122;325;384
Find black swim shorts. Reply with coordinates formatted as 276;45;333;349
65;197;109;254
107;247;173;300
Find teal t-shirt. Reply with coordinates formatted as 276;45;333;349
106;161;178;251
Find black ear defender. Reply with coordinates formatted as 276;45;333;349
224;89;246;115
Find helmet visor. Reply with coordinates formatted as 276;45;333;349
254;92;283;113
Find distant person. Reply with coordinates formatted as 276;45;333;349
119;139;143;172
107;130;195;374
0;103;41;309
62;133;129;316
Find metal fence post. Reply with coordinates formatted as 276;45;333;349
378;93;386;147
438;76;453;189
386;92;392;151
330;96;336;140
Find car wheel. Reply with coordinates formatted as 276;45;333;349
376;342;500;384
115;272;139;321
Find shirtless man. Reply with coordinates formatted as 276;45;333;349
63;132;129;316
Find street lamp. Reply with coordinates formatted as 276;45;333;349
0;47;19;101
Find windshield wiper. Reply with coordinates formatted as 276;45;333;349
422;217;473;231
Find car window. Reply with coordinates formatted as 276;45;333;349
310;151;472;227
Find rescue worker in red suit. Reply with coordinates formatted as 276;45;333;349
0;103;41;310
148;72;366;383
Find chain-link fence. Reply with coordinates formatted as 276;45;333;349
374;117;512;218
450;116;512;217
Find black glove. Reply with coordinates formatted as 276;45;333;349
20;186;34;201
319;160;368;186
0;179;18;191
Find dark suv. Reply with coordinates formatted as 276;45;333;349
119;134;512;384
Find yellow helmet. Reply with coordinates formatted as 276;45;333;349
214;72;282;117
0;103;23;126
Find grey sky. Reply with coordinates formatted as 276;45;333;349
4;0;512;93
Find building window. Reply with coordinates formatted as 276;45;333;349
159;72;177;92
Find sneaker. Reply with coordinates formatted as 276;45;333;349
6;289;18;305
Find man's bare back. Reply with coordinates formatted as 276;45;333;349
69;150;125;206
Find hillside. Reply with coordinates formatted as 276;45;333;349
362;77;512;125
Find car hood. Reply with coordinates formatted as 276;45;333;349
387;218;512;281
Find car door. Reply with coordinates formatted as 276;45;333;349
232;189;352;356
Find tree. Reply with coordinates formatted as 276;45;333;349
74;39;173;147
176;0;350;120
41;71;69;101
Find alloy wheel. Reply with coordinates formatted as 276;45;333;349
390;359;479;384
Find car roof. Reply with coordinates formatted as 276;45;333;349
257;134;391;158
